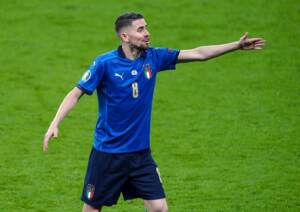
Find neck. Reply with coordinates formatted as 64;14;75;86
121;43;143;60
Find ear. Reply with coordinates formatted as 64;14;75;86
120;32;129;42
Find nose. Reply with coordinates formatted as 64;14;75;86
144;29;150;37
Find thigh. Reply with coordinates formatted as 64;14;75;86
144;198;168;212
82;203;102;212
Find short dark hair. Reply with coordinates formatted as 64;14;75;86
115;12;144;34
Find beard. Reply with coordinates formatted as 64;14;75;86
129;40;150;51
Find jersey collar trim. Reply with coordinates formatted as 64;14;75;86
117;46;147;59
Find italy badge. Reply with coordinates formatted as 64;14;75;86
86;184;95;200
143;64;153;79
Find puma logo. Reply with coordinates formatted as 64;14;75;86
114;72;124;80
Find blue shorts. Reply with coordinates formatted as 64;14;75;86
81;148;165;208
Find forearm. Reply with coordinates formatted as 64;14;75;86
193;41;240;61
178;41;241;62
50;87;82;127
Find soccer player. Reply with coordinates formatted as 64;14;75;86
43;12;265;212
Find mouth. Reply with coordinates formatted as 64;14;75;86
143;37;150;44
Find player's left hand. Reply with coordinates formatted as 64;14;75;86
238;32;266;50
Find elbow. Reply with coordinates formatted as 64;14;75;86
194;51;209;61
200;56;209;61
198;54;209;61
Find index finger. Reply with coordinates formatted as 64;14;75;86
43;134;51;152
248;38;265;43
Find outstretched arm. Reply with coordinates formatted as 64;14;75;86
43;87;84;152
177;32;265;63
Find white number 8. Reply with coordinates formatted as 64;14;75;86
132;82;139;98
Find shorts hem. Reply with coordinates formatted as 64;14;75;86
142;195;166;200
81;197;116;208
124;194;166;201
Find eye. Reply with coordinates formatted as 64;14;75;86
137;27;144;32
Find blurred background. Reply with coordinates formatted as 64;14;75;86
0;0;299;211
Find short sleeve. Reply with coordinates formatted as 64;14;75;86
77;59;104;95
154;48;180;72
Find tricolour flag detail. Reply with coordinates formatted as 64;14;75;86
143;64;153;80
87;191;94;199
86;184;95;200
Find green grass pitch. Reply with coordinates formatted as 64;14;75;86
0;0;299;211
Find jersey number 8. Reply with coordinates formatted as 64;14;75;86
132;82;139;98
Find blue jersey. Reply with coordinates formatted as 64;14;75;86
77;46;179;153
